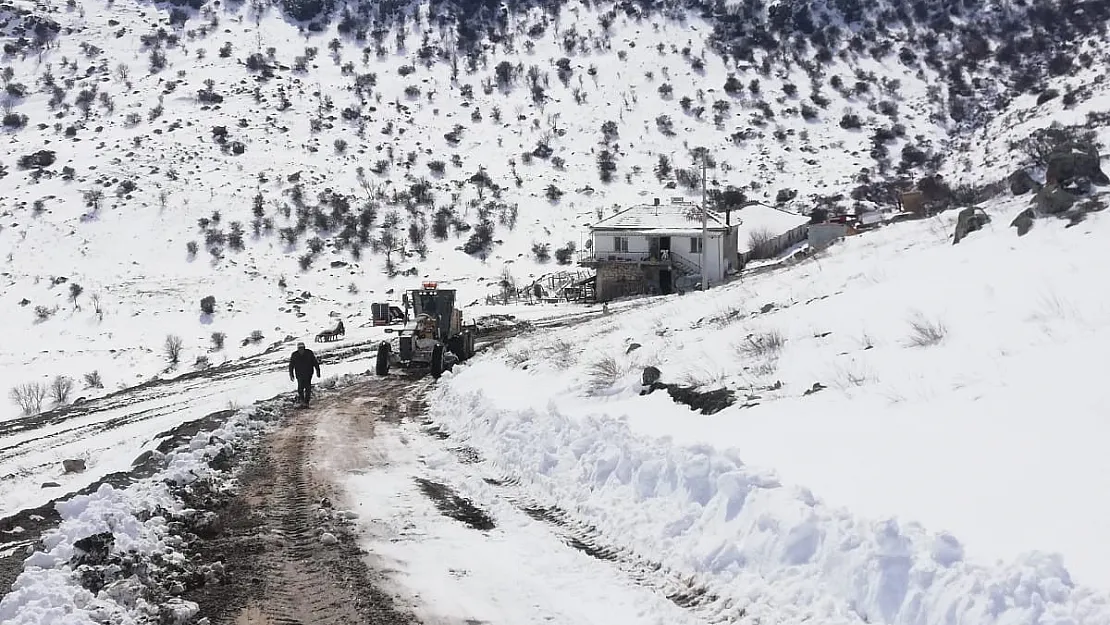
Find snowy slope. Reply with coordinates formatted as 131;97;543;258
0;0;964;419
428;193;1110;624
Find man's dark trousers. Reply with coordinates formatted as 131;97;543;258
296;375;313;405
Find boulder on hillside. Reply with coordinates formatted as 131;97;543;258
1009;169;1041;196
62;458;86;473
1045;141;1109;186
952;207;991;244
1010;207;1036;236
1033;184;1078;215
641;366;661;386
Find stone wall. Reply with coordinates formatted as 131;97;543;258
596;263;649;302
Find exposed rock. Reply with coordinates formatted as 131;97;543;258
952;207;991;245
41;481;61;488
803;382;827;395
641;366;661;386
625;342;642;354
72;532;114;567
1045;142;1109;186
1033;184;1077;215
640;381;735;414
1011;207;1036;236
1009;169;1041;196
62;458;87;473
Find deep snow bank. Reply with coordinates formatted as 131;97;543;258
430;367;1110;624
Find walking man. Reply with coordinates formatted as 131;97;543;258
288;342;321;407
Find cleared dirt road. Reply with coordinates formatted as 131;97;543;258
182;375;430;625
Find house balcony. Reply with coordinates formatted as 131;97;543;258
578;251;701;276
578;251;675;267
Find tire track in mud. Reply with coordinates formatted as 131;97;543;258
183;376;425;625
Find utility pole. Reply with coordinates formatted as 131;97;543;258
700;154;709;292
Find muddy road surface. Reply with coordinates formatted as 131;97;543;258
182;375;430;625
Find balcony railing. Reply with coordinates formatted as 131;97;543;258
578;250;701;275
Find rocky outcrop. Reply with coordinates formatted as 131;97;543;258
1009;169;1041;196
1045;141;1109;186
952;207;991;244
1033;184;1078;215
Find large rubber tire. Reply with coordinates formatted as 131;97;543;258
375;343;390;376
430;344;444;379
448;336;465;363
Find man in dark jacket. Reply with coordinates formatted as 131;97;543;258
288;342;321;406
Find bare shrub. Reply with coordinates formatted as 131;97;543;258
737;330;786;359
50;375;75;404
586;355;627;393
83;370;103;388
831;361;873;391
1028;290;1079;323
211;331;226;350
711;305;746;328
747;227;776;260
546;338;575;368
10;382;47;415
906;314;946;347
164;334;184;363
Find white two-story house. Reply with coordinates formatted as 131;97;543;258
580;197;739;301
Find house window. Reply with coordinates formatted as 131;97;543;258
613;236;629;252
690;237;703;254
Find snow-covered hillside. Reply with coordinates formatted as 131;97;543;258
8;0;1109;417
431;194;1110;624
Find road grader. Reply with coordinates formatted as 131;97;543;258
375;282;477;378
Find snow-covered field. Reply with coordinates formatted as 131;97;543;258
429;196;1110;624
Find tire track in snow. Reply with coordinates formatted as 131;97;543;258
425;423;738;622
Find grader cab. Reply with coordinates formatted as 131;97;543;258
375;282;476;378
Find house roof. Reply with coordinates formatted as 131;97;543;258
734;204;811;253
591;201;731;233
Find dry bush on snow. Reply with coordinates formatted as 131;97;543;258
586;355;627;393
84;370;103;388
1028;290;1079;323
164;334;184;363
737;330;786;359
10;382;47;415
50;375;74;404
545;338;576;368
906;314;947;347
211;331;226;350
711;305;746;328
830;361;873;391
